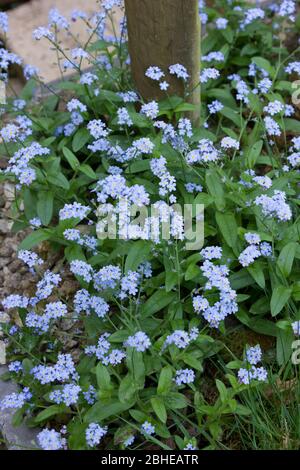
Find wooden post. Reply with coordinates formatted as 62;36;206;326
124;0;201;124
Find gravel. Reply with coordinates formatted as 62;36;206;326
0;174;79;450
0;366;39;450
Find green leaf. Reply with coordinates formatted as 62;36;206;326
141;291;177;318
234;404;252;416
193;192;213;206
151;397;167;423
48;173;70;190
65;245;86;263
20;78;36;100
205;170;225;211
126;350;145;390
249;92;263;114
114;425;137;446
206;87;237;109
248;318;278;337
277;242;298;278
57;81;81;92
159;96;183;112
12;409;24;427
226;360;242;370
84;400;135;423
154;425;171;440
250;297;270;315
118;374;136;404
129;409;147;423
165;271;178;292
220;106;243;127
270;285;292;316
201;32;219;55
157;366;173;395
34;404;68;423
191;128;216;142
88;39;110;51
241;44;259;56
175;103;196;113
0;371;11;381
292;282;300;301
283;119;300;133
184;262;200;281
220;27;234;44
68;422;88;450
216;380;228;403
276;320;291;331
23;189;38;219
230;269;254;289
215;212;237;248
79;164;97;179
165;392;188;409
252;57;275;78
208;422;222;440
247;264;265;289
96;363;111;390
275;81;293;92
19;229;51;250
221;127;238;139
72;128;90;152
276;329;294;365
62;147;80;170
109;330;130;343
182;353;203;371
245;140;263;168
125;160;150;174
127;112;149;129
125;241;152;273
37;191;54;225
99;89;123;103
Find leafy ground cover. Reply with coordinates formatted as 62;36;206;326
0;0;299;450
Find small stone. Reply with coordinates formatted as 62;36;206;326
60;279;80;297
0;158;7;169
0;244;13;258
3;183;15;202
0;313;9;324
72;349;82;363
7;260;22;274
0;258;10;269
60;319;74;331
0;365;39;449
0;219;13;234
0;342;6;365
3;266;10;277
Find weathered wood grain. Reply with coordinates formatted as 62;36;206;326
125;0;201;123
